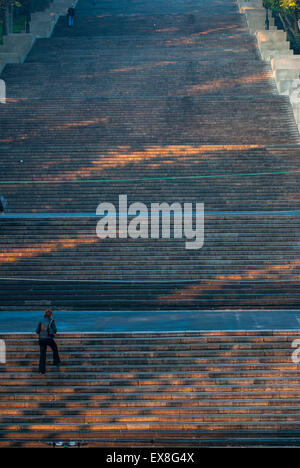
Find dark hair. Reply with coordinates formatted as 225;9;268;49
44;309;53;319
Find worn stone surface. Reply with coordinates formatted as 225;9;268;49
1;331;300;447
0;0;300;310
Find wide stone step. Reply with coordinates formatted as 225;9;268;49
2;334;297;342
3;383;300;395
2;343;295;351
2;330;297;338
3;356;296;365
0;395;295;407
0;435;299;448
0;413;299;423
3;333;294;340
1;362;297;380
3;375;300;386
2;398;300;410
0;396;300;407
1;420;300;432
2;370;300;379
4;348;295;357
3;363;299;375
0;294;299;309
2;405;300;416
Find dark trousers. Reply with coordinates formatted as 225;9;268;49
67;15;74;26
39;338;60;373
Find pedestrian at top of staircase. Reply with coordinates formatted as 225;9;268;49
0;195;7;215
67;5;75;27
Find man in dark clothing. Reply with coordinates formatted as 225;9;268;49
67;5;75;26
0;195;7;215
36;309;60;374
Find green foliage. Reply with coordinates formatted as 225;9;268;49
264;0;300;12
0;0;24;11
280;0;300;10
264;0;277;10
264;0;300;36
13;14;25;32
0;0;35;10
288;30;300;51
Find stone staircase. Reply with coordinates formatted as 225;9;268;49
0;331;300;447
1;214;300;309
0;2;299;300
0;0;74;73
1;0;300;448
0;1;300;311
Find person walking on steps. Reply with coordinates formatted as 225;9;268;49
0;195;7;215
0;198;4;216
67;5;75;27
36;309;61;374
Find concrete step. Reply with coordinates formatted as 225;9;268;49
1;413;300;423
1;331;300;443
0;52;21;63
2;405;300;415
